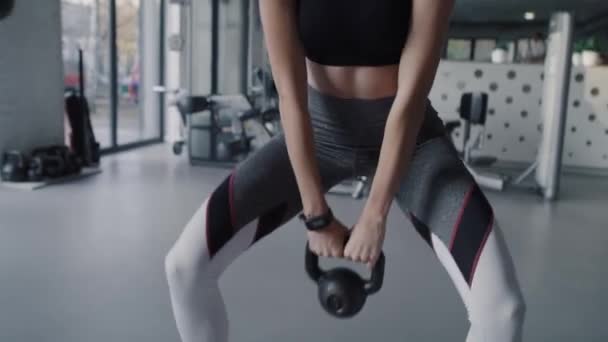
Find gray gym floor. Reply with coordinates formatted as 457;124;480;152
0;144;607;342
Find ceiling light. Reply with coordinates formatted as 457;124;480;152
524;12;536;21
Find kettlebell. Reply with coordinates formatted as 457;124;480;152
27;156;44;182
1;151;28;182
305;242;385;319
0;0;15;21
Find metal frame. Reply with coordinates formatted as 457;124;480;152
100;0;166;154
240;0;251;94
159;0;166;140
109;0;118;148
184;0;222;164
469;38;477;61
211;0;219;94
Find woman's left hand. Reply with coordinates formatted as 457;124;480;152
344;212;387;269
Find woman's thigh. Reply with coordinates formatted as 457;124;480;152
204;133;352;262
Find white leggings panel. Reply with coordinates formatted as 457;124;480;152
432;220;526;342
165;199;258;342
165;202;525;342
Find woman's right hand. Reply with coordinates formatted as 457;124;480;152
307;219;350;258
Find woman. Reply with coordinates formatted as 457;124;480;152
164;1;526;341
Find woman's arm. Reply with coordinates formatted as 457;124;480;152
259;0;328;217
362;0;455;220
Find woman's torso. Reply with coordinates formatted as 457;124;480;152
306;61;400;100
296;0;412;99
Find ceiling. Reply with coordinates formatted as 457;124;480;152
451;0;608;24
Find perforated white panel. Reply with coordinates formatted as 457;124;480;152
565;67;608;168
429;61;608;169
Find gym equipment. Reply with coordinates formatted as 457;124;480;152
305;242;385;318
445;13;573;200
30;146;82;180
26;156;44;182
445;93;508;190
0;146;82;183
1;151;28;182
64;49;101;167
0;0;15;21
447;93;498;167
155;66;281;165
156;87;271;163
446;92;546;191
160;0;281;166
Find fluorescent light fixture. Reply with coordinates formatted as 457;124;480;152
524;12;536;20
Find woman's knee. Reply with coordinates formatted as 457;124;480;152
471;278;526;335
164;247;182;282
165;198;215;285
164;237;218;288
496;291;526;326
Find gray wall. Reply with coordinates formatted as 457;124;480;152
0;0;64;155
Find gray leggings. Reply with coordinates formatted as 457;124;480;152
165;86;526;342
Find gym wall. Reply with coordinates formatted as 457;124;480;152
429;61;608;170
0;0;64;156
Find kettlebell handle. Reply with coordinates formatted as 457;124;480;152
305;239;385;295
364;252;385;295
305;242;323;282
304;233;353;283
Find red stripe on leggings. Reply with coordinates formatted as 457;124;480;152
468;213;494;285
449;185;475;251
204;199;211;256
228;172;237;230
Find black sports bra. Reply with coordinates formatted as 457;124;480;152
296;0;412;66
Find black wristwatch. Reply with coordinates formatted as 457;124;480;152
298;208;334;231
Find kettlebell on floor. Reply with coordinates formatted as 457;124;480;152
1;146;82;183
1;151;29;182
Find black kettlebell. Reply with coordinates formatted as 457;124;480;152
305;242;385;319
0;0;15;21
1;151;28;182
27;156;44;182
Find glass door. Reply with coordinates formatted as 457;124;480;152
61;0;112;148
61;0;165;153
116;0;163;145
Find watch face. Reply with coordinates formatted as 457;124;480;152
312;220;325;229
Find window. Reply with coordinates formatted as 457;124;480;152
61;0;112;147
474;39;496;62
61;0;164;152
446;39;473;61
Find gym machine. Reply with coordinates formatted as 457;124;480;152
159;0;280;166
446;12;574;200
155;68;280;164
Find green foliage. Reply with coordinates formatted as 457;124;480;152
581;37;600;52
573;40;585;53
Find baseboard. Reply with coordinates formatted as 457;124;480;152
485;161;608;178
